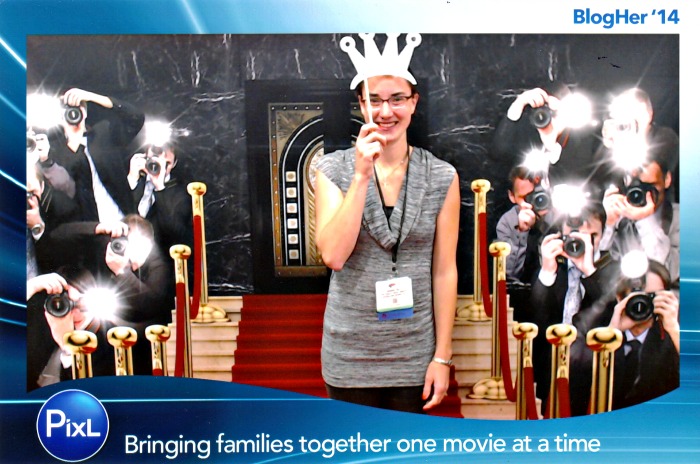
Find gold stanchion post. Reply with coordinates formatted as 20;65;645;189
586;327;623;414
63;330;97;380
470;241;510;400
187;182;228;323
458;179;491;321
107;327;138;376
171;244;194;378
545;323;577;418
146;324;171;376
513;322;538;420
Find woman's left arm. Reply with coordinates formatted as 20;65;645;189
423;174;460;410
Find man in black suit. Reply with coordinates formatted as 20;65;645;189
27;268;117;391
609;260;679;409
569;259;679;414
523;201;620;410
127;140;193;263
43;88;144;223
35;214;172;376
492;84;599;197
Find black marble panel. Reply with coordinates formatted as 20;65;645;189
27;34;678;295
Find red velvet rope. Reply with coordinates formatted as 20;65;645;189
556;377;571;418
478;212;493;317
497;278;516;402
174;281;187;377
190;215;203;318
523;366;539;420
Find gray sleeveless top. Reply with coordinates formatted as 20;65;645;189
317;146;456;387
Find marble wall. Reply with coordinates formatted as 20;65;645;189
27;34;679;294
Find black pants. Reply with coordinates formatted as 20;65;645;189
325;384;426;414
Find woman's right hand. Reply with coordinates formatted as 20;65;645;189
354;123;386;179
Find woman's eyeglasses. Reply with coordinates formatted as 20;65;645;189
364;94;413;109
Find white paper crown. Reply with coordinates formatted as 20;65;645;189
340;33;422;90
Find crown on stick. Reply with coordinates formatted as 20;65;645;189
340;33;422;90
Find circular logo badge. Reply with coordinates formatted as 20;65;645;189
36;389;109;462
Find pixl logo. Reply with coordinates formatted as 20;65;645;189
37;390;109;462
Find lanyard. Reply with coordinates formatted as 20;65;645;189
373;153;410;273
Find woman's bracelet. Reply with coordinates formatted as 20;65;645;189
432;356;453;366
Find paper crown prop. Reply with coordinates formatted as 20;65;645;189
340;33;422;90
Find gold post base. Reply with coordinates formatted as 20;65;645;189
192;303;229;323
469;377;507;400
457;301;490;322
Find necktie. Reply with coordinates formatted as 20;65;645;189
138;181;155;217
622;339;642;394
563;266;583;324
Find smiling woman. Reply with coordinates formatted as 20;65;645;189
314;34;461;413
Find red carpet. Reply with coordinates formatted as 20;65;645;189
231;294;463;418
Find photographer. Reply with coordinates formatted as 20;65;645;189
496;165;554;285
26;268;116;391
127;140;193;262
600;156;679;292
39;214;171;376
523;201;620;411
609;260;679;409
569;259;679;414
41;88;144;223
594;87;679;202
492;84;598;194
27;156;80;276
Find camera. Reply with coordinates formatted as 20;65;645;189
624;178;658;208
529;105;554;129
110;236;128;256
63;104;83;126
625;291;656;322
44;291;74;318
562;234;585;258
603;118;638;138
145;155;161;176
27;134;37;154
525;185;551;213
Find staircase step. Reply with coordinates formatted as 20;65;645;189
167;322;239;340
236;333;323;350
233;377;328;397
234;347;320;364
242;294;327;309
460;397;520;420
167;339;237;354
232;363;322;382
238;319;323;335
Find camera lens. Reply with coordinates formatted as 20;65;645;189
563;235;585;258
27;136;37;153
625;292;655;322
626;186;647;207
145;157;161;176
110;236;128;256
44;291;74;318
529;106;552;129
64;106;83;126
526;189;551;213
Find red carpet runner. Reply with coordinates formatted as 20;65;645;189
231;294;463;418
